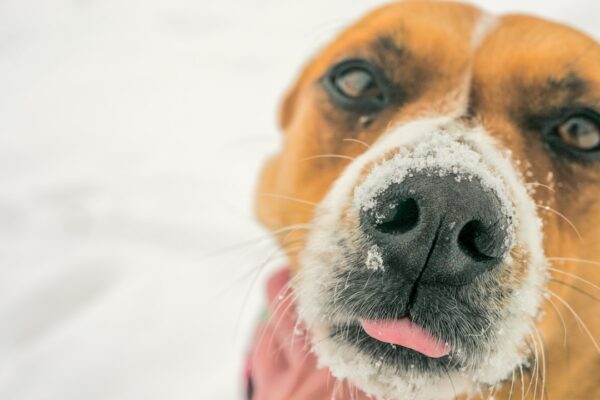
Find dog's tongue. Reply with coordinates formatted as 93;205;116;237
360;318;450;358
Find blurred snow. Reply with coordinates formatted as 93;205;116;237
0;1;597;399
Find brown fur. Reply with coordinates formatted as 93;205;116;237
255;1;600;398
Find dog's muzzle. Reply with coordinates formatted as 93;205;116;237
296;122;546;400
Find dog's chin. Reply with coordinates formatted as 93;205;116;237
307;316;516;400
308;320;471;399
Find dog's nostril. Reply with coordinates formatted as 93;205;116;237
375;198;420;234
457;220;500;262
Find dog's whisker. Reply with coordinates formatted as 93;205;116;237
332;378;343;400
487;383;498;400
234;258;296;347
256;280;299;353
218;238;305;296
263;283;298;328
531;334;541;400
510;248;529;264
545;296;568;347
549;278;600;302
508;369;516;400
343;138;371;149
301;154;356;162
526;181;555;193
233;229;306;341
535;204;583;241
292;335;323;378
241;255;292;344
266;293;301;352
523;335;539;399
203;223;311;260
258;192;318;207
532;326;547;400
218;251;291;297
548;256;600;268
518;363;526;400
472;384;484;400
276;245;307;261
221;239;305;294
548;266;600;291
548;291;600;353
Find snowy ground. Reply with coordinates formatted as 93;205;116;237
0;1;597;399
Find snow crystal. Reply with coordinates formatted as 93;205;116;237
365;245;384;271
355;133;510;215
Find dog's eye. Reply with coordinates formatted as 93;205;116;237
322;59;389;112
557;116;600;151
546;109;600;160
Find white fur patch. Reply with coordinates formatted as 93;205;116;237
295;118;547;400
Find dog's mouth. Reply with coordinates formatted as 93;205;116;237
322;269;482;373
308;240;520;380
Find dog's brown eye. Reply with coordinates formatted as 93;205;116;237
544;109;600;161
557;116;600;151
323;59;390;113
335;69;381;100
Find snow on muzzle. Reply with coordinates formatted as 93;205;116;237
353;132;516;283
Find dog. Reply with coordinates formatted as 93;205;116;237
254;1;600;398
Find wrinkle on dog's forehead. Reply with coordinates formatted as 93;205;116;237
470;15;600;109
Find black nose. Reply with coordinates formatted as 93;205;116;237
360;172;510;285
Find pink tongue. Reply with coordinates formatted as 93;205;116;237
360;318;451;358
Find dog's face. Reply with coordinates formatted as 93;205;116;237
256;1;600;398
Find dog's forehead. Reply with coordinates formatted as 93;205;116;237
472;15;600;113
310;2;599;92
311;1;483;76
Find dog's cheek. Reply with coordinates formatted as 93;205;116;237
279;80;302;132
255;154;284;230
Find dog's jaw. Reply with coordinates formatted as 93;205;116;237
294;118;548;399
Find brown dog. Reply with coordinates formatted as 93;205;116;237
255;1;600;398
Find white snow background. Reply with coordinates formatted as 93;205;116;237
0;1;597;399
